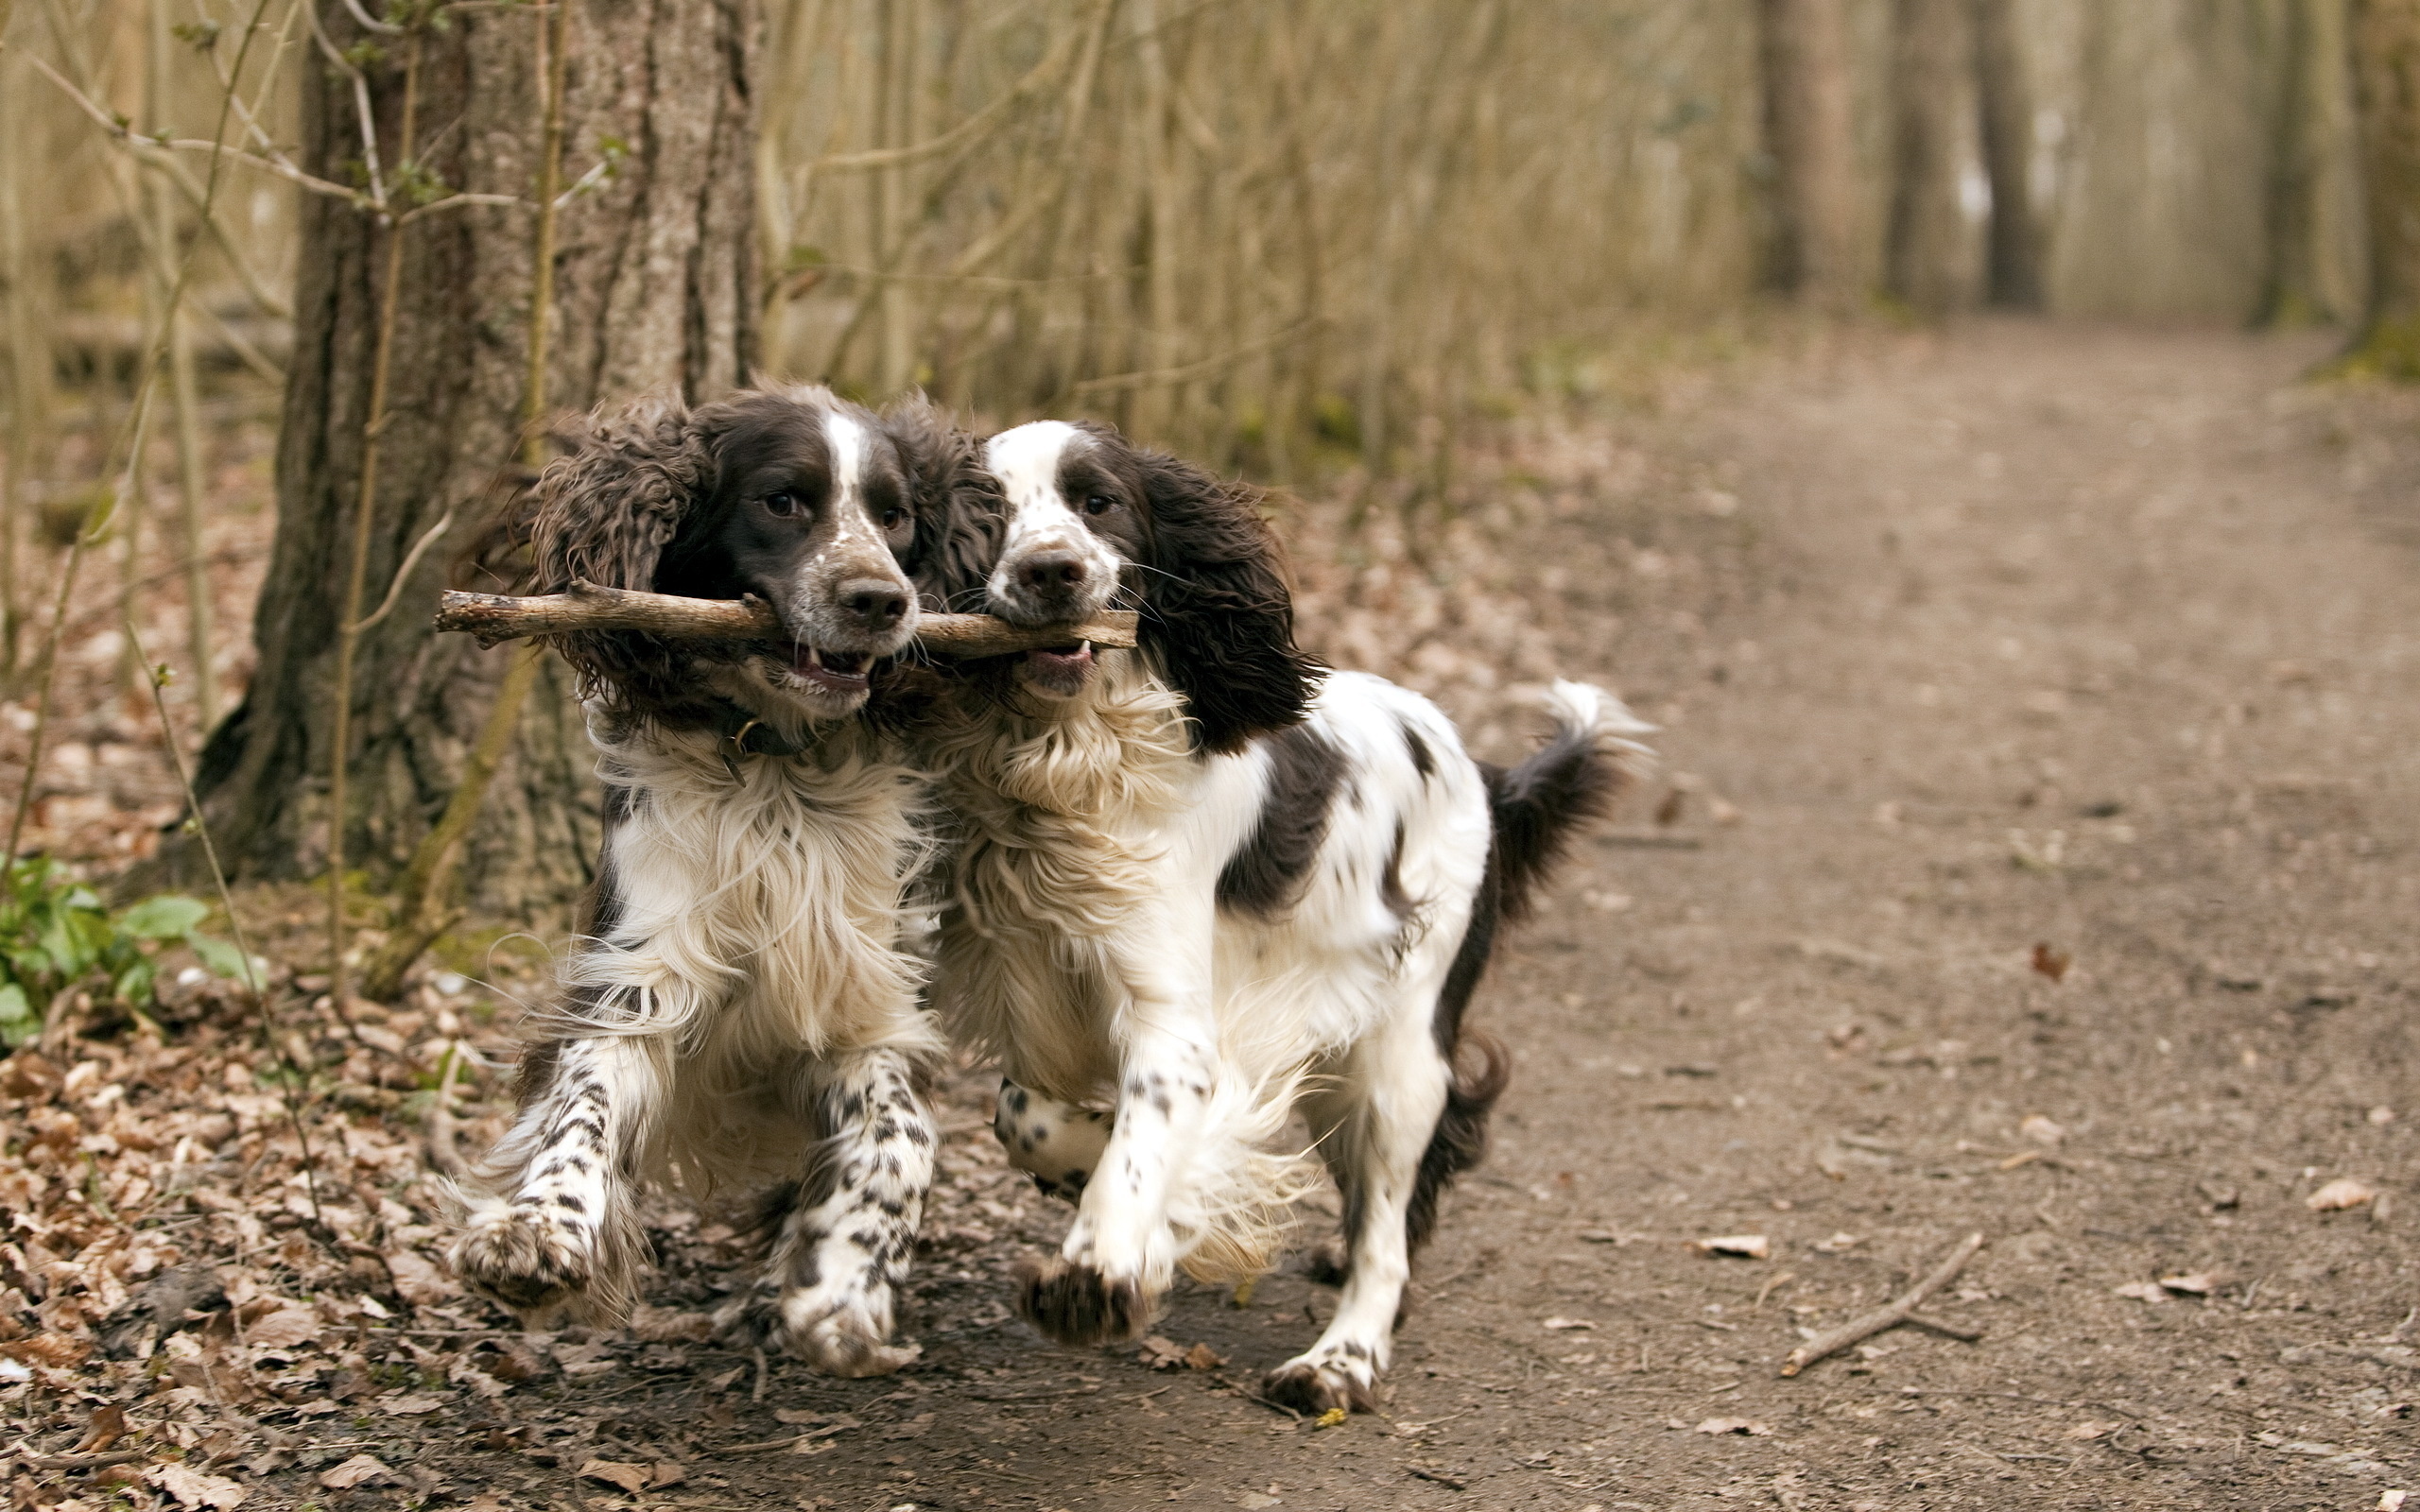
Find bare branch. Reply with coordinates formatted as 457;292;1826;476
432;584;1140;658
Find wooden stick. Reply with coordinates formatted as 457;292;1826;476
1778;1231;1984;1377
433;581;1139;658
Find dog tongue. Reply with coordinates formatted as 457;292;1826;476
1027;644;1092;673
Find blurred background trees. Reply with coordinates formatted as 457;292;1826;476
0;0;2411;953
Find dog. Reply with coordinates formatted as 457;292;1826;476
910;418;1652;1411
448;385;983;1378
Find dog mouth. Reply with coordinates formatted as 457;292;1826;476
1019;642;1095;696
783;644;874;695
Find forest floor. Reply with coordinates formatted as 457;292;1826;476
8;320;2420;1511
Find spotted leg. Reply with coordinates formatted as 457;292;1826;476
452;1033;662;1325
1262;1007;1452;1414
1018;920;1219;1347
993;1078;1112;1202
721;1046;936;1377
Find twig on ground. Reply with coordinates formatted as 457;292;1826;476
1778;1230;1984;1377
427;1040;470;1178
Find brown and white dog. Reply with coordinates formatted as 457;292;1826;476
912;419;1654;1411
448;386;983;1377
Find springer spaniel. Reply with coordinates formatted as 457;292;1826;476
912;420;1653;1411
449;386;980;1378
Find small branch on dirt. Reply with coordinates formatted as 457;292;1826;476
1902;1313;1983;1343
1779;1230;1984;1377
427;1040;471;1179
433;583;1141;658
1595;829;1705;850
8;1448;146;1472
1406;1467;1467;1490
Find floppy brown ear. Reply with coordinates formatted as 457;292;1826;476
880;393;1001;614
522;393;712;703
1132;448;1322;753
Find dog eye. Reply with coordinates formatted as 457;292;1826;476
1082;493;1115;516
880;506;908;530
763;490;804;518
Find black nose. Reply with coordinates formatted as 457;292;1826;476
1020;552;1087;592
840;578;909;627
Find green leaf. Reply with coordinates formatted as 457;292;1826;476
187;934;248;981
0;983;33;1047
113;958;157;1010
119;895;210;940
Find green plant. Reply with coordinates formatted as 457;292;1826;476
0;857;247;1045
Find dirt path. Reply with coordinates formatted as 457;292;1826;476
404;325;2420;1512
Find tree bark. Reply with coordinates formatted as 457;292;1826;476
1972;0;2042;310
1757;0;1861;310
190;0;760;917
2344;0;2420;369
1885;0;1974;319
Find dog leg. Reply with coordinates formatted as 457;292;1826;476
993;1078;1112;1202
723;1046;935;1377
1263;1013;1450;1414
453;1033;662;1325
1019;921;1218;1347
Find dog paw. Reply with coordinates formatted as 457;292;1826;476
1262;1353;1379;1415
1302;1237;1351;1288
718;1280;919;1379
1014;1255;1150;1347
451;1209;589;1314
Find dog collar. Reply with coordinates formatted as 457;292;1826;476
712;702;804;780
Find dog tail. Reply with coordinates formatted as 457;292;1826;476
1407;681;1654;1251
1487;679;1657;926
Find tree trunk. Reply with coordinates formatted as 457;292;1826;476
2343;0;2420;369
1757;0;1860;310
189;0;759;918
1972;0;2043;309
1885;0;1973;318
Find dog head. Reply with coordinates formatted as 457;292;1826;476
522;385;933;727
978;420;1318;752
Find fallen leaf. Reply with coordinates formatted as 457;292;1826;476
1693;1234;1771;1261
2158;1272;2217;1296
2064;1420;2121;1441
1694;1418;1773;1436
382;1392;446;1413
631;1304;715;1343
2308;1177;2379;1211
651;1462;685;1488
319;1454;391;1490
1139;1334;1189;1369
2114;1281;2168;1304
75;1402;128;1453
387;1250;459;1306
1314;1407;1348;1429
579;1459;653;1494
243;1306;319;1349
2030;943;2071;983
1237;1494;1281;1509
150;1464;249;1511
2379;1491;2409;1512
1184;1342;1227;1370
2017;1114;2066;1146
1811;1232;1861;1253
1542;1316;1598;1332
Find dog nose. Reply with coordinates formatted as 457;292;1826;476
840;578;909;627
1020;552;1087;592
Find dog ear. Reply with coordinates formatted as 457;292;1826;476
521;393;713;706
880;393;1001;613
1132;447;1322;753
